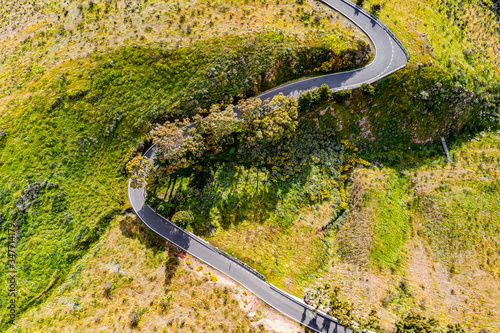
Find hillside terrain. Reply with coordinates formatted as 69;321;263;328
0;0;499;332
0;0;367;331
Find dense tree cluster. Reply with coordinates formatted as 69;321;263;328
141;86;368;231
147;93;298;192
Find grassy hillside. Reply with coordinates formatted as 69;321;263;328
169;0;500;331
8;212;300;332
0;0;368;99
313;0;500;330
331;131;500;330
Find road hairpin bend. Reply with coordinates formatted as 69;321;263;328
129;0;408;331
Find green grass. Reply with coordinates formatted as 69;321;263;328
332;131;500;330
356;0;500;85
7;213;266;332
145;103;372;293
369;171;410;271
413;132;500;273
0;0;367;99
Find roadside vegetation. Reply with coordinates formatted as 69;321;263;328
296;0;500;331
141;88;369;293
0;0;369;99
133;0;500;331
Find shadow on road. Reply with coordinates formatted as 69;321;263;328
136;203;193;251
300;307;351;333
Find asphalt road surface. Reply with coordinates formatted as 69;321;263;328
128;0;408;331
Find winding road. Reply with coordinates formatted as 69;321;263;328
128;0;408;332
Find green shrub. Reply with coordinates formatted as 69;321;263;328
296;84;331;109
334;89;352;102
171;210;195;228
370;4;381;15
160;293;173;311
298;89;321;112
318;84;332;102
360;83;375;96
395;312;441;333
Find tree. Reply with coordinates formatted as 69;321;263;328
263;93;298;143
238;94;298;163
171;210;195;228
298;89;321;112
193;103;239;157
126;154;151;189
238;97;267;136
152;118;196;175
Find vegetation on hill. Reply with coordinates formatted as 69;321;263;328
0;0;369;99
0;0;499;331
299;0;500;330
8;212;277;332
0;0;368;330
130;0;500;331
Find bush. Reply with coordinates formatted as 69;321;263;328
356;0;365;6
360;83;375;96
318;84;332;102
129;311;140;327
298;89;321;112
446;324;467;333
334;89;352;102
160;293;173;311
395;312;440;333
370;4;381;15
103;281;113;297
171;210;195;228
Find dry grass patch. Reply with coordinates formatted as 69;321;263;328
8;213;301;332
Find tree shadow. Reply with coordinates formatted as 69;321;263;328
190;162;314;232
119;213;165;250
164;243;182;288
119;213;182;288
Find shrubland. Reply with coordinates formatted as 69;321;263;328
8;212;279;332
0;0;369;99
293;0;500;331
